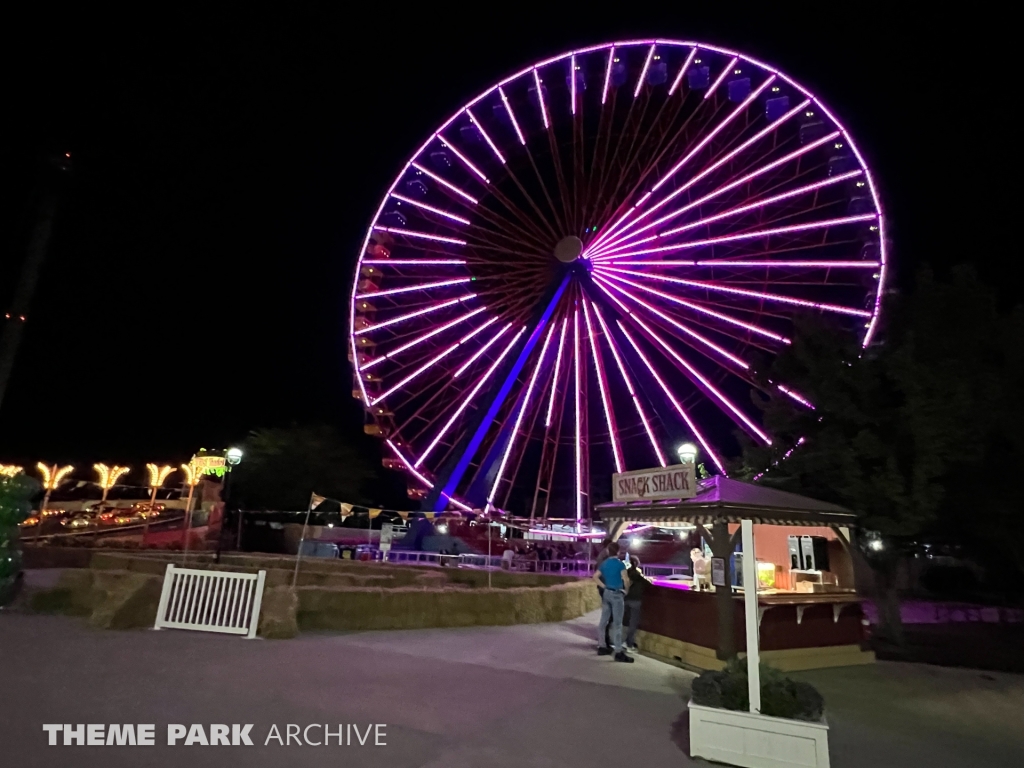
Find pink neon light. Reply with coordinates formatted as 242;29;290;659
499;86;526;146
634;45;655;98
418;326;524;466
387;439;433;490
466;108;506;164
595;170;863;259
363;259;467;266
589;101;815;254
545;316;569;427
372;226;466;246
372;318;497;406
533;69;550;129
601;47;615;105
591;303;667;467
410;163;479;204
355;277;470;300
363;306;488;370
488;325;556;503
615;320;726;473
693;260;879;269
438;135;489;183
591;270;790;344
355;295;475;335
600;266;872;318
583;300;623;473
454;322;512;378
705;56;738;99
574;309;583;521
777;384;815;409
603;213;878;260
570;54;577;115
391;192;472;225
594;276;750;369
618;305;771;444
667;47;697;95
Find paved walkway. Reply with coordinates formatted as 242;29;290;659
0;611;1021;766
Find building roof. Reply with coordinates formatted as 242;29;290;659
595;475;857;527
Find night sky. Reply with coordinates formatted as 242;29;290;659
0;9;1014;470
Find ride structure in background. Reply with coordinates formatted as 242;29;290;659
348;39;887;523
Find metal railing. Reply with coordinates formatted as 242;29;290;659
381;549;691;578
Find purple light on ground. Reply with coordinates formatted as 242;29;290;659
419;326;524;466
390;193;472;225
591;303;667;467
616;321;726;473
592;271;790;344
410;163;479;204
355;295;475;335
583;300;623;473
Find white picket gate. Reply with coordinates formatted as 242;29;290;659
153;564;267;639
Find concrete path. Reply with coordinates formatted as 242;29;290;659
0;610;1020;767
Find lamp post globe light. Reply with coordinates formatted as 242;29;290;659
226;447;243;466
677;443;698;465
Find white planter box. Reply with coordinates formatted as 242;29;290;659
689;702;830;768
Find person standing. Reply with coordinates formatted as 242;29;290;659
623;556;651;650
593;542;633;663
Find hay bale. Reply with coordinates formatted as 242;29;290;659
87;571;162;630
257;586;299;639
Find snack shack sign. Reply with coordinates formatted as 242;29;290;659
612;464;696;502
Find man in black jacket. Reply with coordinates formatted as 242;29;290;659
623;556;651;650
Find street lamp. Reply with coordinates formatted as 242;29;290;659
677;442;698;465
223;447;243;553
94;463;130;504
226;447;243;466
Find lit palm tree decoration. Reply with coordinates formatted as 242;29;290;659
93;463;130;503
179;459;205;553
146;464;175;508
0;465;24;478
36;463;74;513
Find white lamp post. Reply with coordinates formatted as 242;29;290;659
677;442;698;465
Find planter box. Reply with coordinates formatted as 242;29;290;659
689;702;829;768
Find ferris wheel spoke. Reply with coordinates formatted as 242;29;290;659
410;163;480;205
705;57;739;100
615;321;726;473
465;108;506;165
600;266;873;318
667;47;698;96
582;300;623;473
389;193;472;225
355;295;477;335
355;277;471;300
531;313;570;521
588;99;815;255
415;325;525;468
490;159;563;243
591;302;666;468
601;46;615;105
592;270;791;345
488;324;557;504
572;307;587;521
498;86;527;146
591;276;751;369
634;45;656;99
532;68;551;130
362;306;489;370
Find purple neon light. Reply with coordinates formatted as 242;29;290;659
588;100;816;254
545;316;569;427
390;192;472;225
777;384;814;409
615;321;726;473
387;439;433;490
453;322;513;378
693;260;879;269
570;54;577;115
363;306;488;370
616;304;771;443
371;317;497;406
592;271;790;344
601;47;615;105
602;213;878;260
487;325;556;502
600;267;873;318
634;45;655;98
372;226;467;246
466;108;505;164
594;170;863;259
362;259;467;266
418;326;524;467
591;303;667;467
593;276;750;368
355;295;475;335
583;300;623;473
355;277;471;300
533;69;550;129
667;47;697;96
499;86;526;146
439;135;490;183
410;163;479;204
705;56;738;99
573;309;583;521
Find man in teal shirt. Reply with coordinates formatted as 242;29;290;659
592;542;633;663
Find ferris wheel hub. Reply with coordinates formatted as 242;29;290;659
553;236;584;263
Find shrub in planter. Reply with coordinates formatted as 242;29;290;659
691;658;825;722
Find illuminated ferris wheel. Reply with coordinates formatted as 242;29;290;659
348;39;887;520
